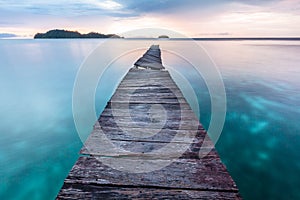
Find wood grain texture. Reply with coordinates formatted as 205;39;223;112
64;156;238;191
57;46;241;199
57;184;241;200
133;45;165;70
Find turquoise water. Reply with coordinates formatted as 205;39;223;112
202;41;300;200
0;39;300;199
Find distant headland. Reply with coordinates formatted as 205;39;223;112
34;29;123;39
158;35;169;39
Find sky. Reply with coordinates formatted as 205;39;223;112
0;0;299;38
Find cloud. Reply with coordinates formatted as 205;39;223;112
0;0;292;19
114;0;282;15
114;0;220;14
0;0;135;17
90;0;122;10
0;0;299;37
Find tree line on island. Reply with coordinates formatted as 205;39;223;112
34;29;170;39
34;29;123;39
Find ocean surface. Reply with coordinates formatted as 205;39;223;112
0;39;300;199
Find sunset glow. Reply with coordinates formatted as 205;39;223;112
0;0;299;38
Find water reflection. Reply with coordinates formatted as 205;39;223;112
0;39;300;200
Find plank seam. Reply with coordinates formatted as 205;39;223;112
63;182;239;193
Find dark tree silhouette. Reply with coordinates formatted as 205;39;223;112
34;29;122;39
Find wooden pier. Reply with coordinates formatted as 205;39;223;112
57;45;241;199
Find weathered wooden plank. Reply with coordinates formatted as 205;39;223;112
140;53;162;61
134;45;164;70
128;67;166;73
57;184;241;200
111;82;185;100
87;126;205;143
98;109;199;124
97;120;200;130
114;88;183;96
144;49;161;56
63;156;238;192
125;72;169;75
117;85;180;89
80;141;212;159
136;56;161;64
109;98;187;104
124;70;170;75
111;93;184;100
100;108;199;119
120;78;175;82
124;74;172;79
105;102;194;110
97;115;200;130
125;69;170;74
81;127;214;159
119;81;178;86
118;84;180;89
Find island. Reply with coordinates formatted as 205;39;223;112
158;35;169;39
34;29;123;39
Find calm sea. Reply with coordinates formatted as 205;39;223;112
0;39;300;200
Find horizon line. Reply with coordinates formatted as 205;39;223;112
1;37;300;40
